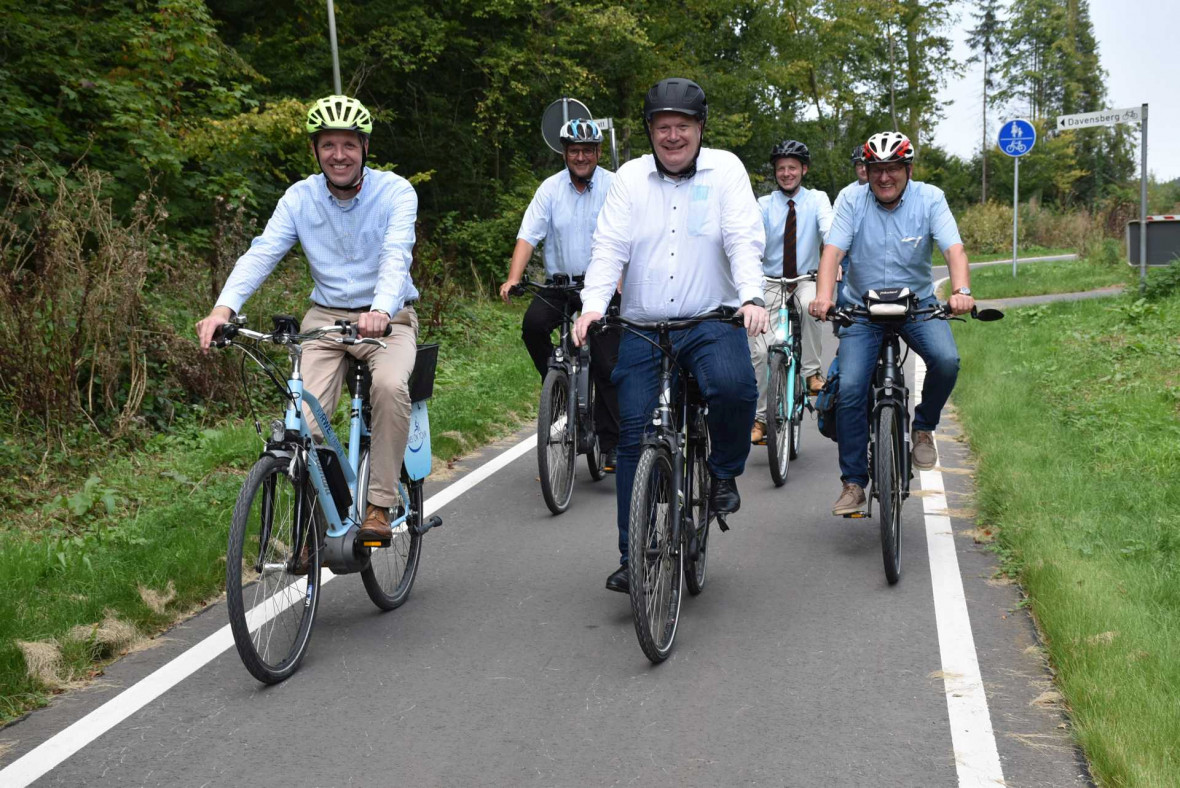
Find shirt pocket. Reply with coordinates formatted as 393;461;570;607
687;185;714;237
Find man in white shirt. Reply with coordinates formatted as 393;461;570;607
572;78;768;593
749;139;833;444
500;120;620;462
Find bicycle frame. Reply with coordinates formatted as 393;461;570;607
764;277;809;421
868;333;912;504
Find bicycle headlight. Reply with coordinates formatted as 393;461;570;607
774;326;787;342
270;419;285;443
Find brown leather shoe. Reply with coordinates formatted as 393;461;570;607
832;482;867;516
357;504;393;541
750;420;767;445
808;373;826;394
912;430;937;470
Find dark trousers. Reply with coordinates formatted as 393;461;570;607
611;321;757;565
522;290;621;452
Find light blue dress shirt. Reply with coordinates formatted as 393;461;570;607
517;166;613;278
216;168;419;316
758;186;833;276
825;180;962;306
829;180;869;275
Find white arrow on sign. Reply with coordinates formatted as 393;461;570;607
1057;106;1142;131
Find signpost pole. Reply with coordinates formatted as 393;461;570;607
1012;156;1019;278
326;0;342;94
1139;103;1149;295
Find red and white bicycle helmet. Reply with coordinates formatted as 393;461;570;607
863;131;914;165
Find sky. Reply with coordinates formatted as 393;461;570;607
929;0;1180;182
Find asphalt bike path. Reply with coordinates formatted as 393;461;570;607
1;325;1091;787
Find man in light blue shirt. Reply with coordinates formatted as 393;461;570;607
500;119;621;465
196;95;419;543
749;139;832;444
811;131;975;516
829;145;870;311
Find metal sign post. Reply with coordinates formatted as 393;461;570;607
593;118;619;172
997;119;1037;278
1056;104;1149;293
326;0;342;94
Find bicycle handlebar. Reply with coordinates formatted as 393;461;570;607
763;272;817;286
595;308;745;334
213;320;390;349
507;275;585;298
825;302;1004;328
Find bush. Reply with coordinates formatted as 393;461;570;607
957;201;1109;255
1144;259;1180;300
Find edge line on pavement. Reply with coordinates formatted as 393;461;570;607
0;434;538;788
915;344;1006;787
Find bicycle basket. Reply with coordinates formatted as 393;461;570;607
863;288;915;321
408;343;439;403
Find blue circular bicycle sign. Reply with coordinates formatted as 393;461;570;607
997;118;1036;157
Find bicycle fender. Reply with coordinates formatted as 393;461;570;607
404;400;432;481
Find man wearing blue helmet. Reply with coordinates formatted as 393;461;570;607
501;118;621;467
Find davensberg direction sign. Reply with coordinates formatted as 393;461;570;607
1056;107;1142;130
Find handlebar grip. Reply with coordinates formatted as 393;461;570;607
382;323;394;337
211;323;237;348
508;284;525;297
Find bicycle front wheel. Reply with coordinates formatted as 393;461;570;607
585;379;607;481
358;451;423;611
790;356;805;461
537;369;576;514
226;454;321;684
628;446;683;663
876;406;903;584
766;353;791;487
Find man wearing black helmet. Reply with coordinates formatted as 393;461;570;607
749;139;833;445
573;78;767;593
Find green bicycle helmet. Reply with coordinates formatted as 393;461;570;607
306;95;373;136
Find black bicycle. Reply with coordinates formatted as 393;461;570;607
596;310;741;663
830;291;1003;584
510;275;607;514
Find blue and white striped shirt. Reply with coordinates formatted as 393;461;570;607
216;168;420;316
517;167;613;278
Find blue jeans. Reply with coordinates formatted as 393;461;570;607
835;298;960;487
611;321;757;565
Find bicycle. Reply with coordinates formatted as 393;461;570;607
212;314;442;683
761;272;816;487
595;310;741;663
509;275;608;514
829;292;1003;584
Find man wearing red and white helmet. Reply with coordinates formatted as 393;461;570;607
811;131;975;517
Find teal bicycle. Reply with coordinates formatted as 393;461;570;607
213;314;441;684
762;272;814;487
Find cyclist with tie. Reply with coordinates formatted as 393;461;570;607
748;140;833;445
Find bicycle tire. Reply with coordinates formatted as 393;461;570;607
537;369;576;514
627;445;683;663
226;454;321;684
789;357;805;461
359;450;423;611
684;426;712;596
766;353;791;487
585;379;607;481
877;406;903;584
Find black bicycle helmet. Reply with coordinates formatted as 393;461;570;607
770;139;810;167
643;78;708;123
851;144;866;165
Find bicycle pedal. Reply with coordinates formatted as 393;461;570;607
842;511;870;519
716;514;730;532
360;538;392;548
413;514;443;535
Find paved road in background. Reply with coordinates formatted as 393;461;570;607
1;320;1092;787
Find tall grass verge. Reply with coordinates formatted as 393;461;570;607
951;280;1180;786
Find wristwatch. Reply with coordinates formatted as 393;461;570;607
952;287;972;296
742;297;766;308
371;308;391;318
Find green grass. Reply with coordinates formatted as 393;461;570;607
951;286;1180;786
938;253;1132;301
0;297;537;725
934;245;1074;265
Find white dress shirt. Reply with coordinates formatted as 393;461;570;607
582;148;765;320
758;185;833;276
516;167;613;278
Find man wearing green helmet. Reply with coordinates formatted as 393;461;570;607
196;94;420;543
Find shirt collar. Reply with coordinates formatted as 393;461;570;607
873;180;912;212
565;167;600;192
320;168;369;207
644;147;717;182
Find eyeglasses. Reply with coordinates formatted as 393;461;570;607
565;149;599;160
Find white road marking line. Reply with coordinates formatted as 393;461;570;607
0;435;538;788
915;349;1006;787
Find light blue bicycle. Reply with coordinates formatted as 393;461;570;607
213;314;441;684
762;272;815;487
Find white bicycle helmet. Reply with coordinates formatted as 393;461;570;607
559;118;604;145
863;131;914;165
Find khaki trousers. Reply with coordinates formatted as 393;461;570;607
299;305;418;508
748;280;822;422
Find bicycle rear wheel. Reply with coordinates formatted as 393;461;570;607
789;356;805;460
226;454;321;684
628;446;683;663
585;379;607;481
684;430;712;596
537;369;576;514
766;353;792;487
876;406;903;584
358;450;423;611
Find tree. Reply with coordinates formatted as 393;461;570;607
965;0;1004;202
